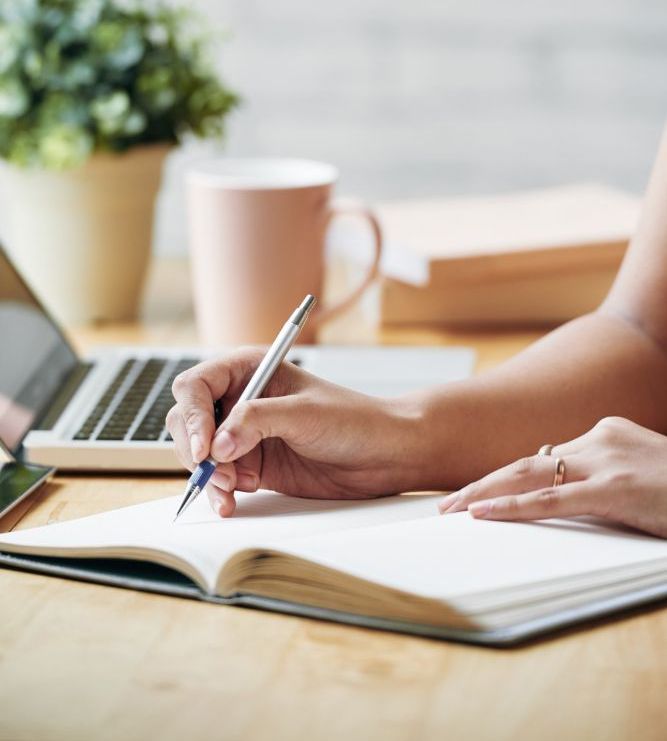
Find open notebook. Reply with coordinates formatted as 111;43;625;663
1;491;666;646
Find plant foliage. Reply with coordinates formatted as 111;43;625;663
0;0;238;169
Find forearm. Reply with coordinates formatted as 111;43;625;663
402;310;667;490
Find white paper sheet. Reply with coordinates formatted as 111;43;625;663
274;513;667;600
0;491;440;592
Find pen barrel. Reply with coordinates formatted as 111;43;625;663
238;321;301;403
181;298;314;516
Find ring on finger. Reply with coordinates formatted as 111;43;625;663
552;457;566;487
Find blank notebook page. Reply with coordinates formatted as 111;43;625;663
274;513;667;602
0;492;440;592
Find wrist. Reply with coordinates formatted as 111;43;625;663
378;392;442;493
381;383;490;493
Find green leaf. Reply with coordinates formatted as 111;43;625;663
38;123;94;169
93;21;144;70
0;78;29;117
0;25;25;73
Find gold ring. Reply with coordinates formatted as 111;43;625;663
538;444;554;457
553;458;566;487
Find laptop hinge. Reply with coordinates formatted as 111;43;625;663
34;362;94;431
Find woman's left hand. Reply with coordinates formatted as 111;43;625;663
438;416;667;538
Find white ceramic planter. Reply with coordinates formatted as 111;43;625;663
0;144;170;324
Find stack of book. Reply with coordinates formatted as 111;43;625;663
375;184;640;326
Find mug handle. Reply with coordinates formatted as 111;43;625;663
310;198;383;329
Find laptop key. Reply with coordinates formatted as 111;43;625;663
131;358;198;442
96;359;167;441
135;429;162;441
96;431;125;441
73;357;198;443
73;360;135;440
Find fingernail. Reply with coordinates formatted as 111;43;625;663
212;495;225;517
469;500;493;518
212;430;235;460
190;433;203;463
438;492;459;514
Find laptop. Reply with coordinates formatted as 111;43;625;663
0;246;475;471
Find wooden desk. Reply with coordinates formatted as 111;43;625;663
1;259;665;741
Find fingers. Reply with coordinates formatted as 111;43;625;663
167;403;238;484
166;404;193;470
168;397;241;519
438;416;654;528
234;449;262;492
170;362;223;463
206;485;237;518
439;453;590;514
210;464;238;492
205;451;262;519
169;351;265;463
205;457;263;519
204;458;262;520
168;350;305;469
210;395;302;463
467;480;598;521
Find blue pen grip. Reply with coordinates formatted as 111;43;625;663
189;459;216;490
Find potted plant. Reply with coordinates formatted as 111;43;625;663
0;0;237;323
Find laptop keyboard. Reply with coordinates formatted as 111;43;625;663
73;358;198;443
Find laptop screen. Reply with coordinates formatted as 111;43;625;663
0;247;78;453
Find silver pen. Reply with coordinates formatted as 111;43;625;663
173;294;316;522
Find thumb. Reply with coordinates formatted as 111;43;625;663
209;396;301;463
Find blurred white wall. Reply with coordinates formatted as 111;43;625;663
121;1;667;252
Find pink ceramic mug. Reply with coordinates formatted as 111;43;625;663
186;158;383;345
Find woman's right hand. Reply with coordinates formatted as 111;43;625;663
166;347;423;517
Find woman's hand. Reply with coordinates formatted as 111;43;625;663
166;348;423;517
438;416;667;538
